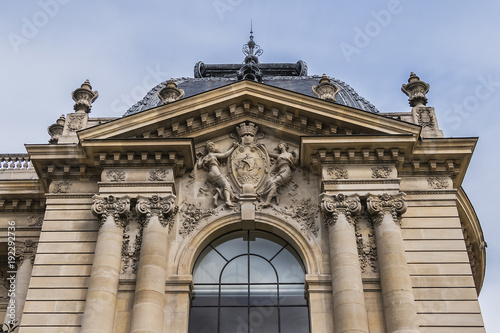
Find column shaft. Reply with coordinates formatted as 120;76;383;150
368;193;419;333
81;195;130;333
322;194;369;333
81;215;124;333
130;216;169;333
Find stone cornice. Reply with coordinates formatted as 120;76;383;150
77;80;421;143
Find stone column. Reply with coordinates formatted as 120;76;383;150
366;193;419;333
321;193;369;333
130;194;177;333
3;240;37;328
81;195;130;333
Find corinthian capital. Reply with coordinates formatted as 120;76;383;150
136;194;178;230
320;193;361;228
16;239;38;265
366;193;407;226
91;195;131;228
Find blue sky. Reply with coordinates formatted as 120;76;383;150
1;0;499;329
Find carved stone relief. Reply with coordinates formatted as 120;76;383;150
136;194;178;231
15;239;38;265
66;113;86;131
105;169;126;182
326;166;348;179
179;202;217;237
355;213;378;273
27;214;44;227
52;180;72;193
149;168;169;181
417;108;435;128
321;193;362;229
427;177;449;189
371;166;391;179
273;198;319;237
91;195;131;228
121;211;142;274
366;193;407;226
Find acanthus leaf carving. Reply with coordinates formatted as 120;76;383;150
52;180;72;193
366;193;407;226
149;168;169;181
91;195;131;228
105;169;126;182
27;214;44;227
320;193;361;229
15;239;38;265
371;166;391;179
136;194;177;231
427;177;449;189
326;166;348;179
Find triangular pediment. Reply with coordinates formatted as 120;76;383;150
78;80;421;144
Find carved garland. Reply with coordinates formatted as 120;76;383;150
371;166;391;179
326;166;348;179
179;202;217;237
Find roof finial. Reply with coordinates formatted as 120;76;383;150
238;23;263;82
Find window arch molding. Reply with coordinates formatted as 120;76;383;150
174;213;323;279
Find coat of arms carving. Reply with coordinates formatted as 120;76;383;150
228;122;269;191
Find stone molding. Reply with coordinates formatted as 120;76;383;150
91;195;131;228
366;193;407;226
135;194;177;230
320;193;361;228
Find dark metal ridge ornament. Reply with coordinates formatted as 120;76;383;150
237;26;263;82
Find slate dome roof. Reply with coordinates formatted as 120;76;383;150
123;75;378;117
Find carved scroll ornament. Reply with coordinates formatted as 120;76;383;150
91;195;131;228
320;193;361;228
366;193;407;226
135;194;178;230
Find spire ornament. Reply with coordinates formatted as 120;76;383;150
237;26;263;82
71;79;99;113
401;72;430;107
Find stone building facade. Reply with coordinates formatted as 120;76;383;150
0;34;487;332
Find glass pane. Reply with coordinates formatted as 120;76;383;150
191;284;218;306
279;284;306;306
213;230;247;260
193;246;226;283
221;256;248;283
280;307;309;333
272;245;305;283
189;307;217;333
220;307;247;333
221;284;248;306
249;231;285;260
250;284;277;306
249;256;277;283
249;306;278;333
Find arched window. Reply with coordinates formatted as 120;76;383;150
189;230;310;333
